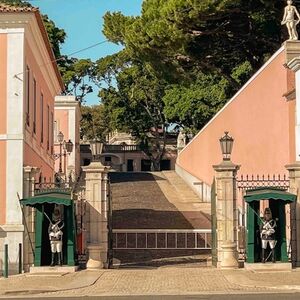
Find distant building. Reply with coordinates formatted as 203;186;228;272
80;131;178;172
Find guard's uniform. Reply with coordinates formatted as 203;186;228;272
49;221;64;252
261;219;276;249
260;208;276;263
48;219;64;266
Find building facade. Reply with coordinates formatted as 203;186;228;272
0;5;64;273
54;96;81;181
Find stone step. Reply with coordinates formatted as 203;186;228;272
244;262;292;271
30;266;79;273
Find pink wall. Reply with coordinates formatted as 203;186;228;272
0;34;7;135
0;34;7;224
0;141;6;224
23;38;55;178
24;144;53;181
177;48;293;186
54;110;69;173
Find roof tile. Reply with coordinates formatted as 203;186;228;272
0;4;38;13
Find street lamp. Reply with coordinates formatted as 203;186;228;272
219;131;234;161
90;139;103;161
54;131;73;174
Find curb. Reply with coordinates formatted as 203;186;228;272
225;274;300;291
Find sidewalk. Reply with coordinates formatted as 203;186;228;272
1;266;300;297
0;270;104;296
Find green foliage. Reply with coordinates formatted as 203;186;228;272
96;56;169;170
100;0;285;135
80;105;110;140
163;74;229;133
42;15;66;58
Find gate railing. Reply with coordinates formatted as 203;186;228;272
112;229;212;250
236;174;289;191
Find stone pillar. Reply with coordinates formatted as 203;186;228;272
213;160;240;268
82;161;110;269
286;42;300;161
286;163;300;266
23;166;39;272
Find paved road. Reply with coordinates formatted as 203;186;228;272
4;293;300;300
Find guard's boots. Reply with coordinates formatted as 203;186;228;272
272;249;276;263
58;252;63;266
261;249;266;263
50;253;56;267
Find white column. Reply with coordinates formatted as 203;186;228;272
4;28;25;274
287;57;300;161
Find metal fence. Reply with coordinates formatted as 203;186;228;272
112;229;212;250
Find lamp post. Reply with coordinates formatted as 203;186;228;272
213;131;239;268
54;131;73;177
219;131;234;161
89;139;103;162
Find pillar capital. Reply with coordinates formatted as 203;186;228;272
82;162;110;174
284;40;300;66
213;161;240;172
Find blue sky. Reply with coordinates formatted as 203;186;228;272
32;0;143;105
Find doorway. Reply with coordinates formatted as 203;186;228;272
127;159;134;172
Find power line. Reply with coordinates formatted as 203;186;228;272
14;39;109;77
55;40;109;62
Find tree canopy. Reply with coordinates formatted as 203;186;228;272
93;0;286;170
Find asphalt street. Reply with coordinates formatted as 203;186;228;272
4;293;300;300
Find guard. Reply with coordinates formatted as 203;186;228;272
260;207;277;263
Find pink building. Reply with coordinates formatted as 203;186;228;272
0;5;64;273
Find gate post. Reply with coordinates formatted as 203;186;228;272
213;160;240;268
83;161;110;269
286;163;300;267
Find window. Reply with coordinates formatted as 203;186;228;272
54;120;58;143
25;66;30;126
40;94;44;143
47;105;50;151
33;78;37;134
51;112;54;154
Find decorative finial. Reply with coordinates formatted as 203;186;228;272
281;0;300;41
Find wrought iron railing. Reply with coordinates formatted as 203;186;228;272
236;174;289;191
103;144;140;153
34;182;72;194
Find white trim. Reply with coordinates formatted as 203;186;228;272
6;31;24;225
179;46;285;155
0;28;25;34
0;134;24;140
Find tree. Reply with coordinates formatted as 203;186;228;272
97;57;169;171
101;0;285;132
80;104;110;140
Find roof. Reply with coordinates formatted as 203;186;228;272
244;188;296;203
0;4;64;91
0;4;38;12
